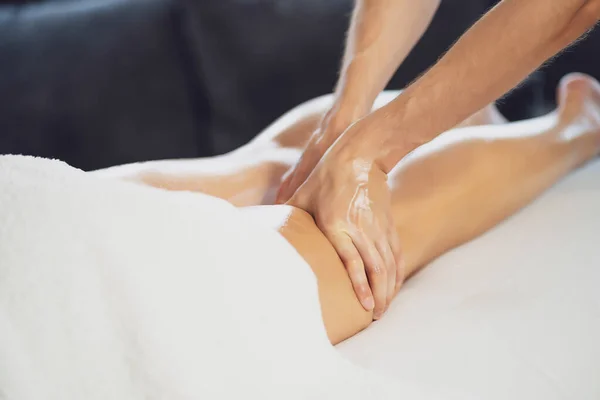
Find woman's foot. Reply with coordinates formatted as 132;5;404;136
555;73;600;159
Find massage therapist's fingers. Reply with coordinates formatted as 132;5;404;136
328;232;374;312
376;239;396;309
276;166;301;204
351;233;388;319
276;137;326;204
389;228;405;293
284;136;401;318
275;169;295;204
277;158;314;204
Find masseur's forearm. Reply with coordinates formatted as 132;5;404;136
329;0;440;126
350;0;600;172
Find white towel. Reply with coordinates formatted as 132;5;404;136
0;155;462;400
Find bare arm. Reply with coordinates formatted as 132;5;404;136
277;0;440;228
338;0;600;171
278;1;441;315
285;0;600;319
330;0;441;128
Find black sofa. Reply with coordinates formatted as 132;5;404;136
1;0;599;170
0;0;210;170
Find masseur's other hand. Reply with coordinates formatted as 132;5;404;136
286;145;404;319
276;110;351;204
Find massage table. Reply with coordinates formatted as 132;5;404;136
339;159;600;399
0;155;598;399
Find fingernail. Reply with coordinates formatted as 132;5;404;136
362;296;374;311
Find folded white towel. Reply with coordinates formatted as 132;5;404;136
0;155;462;400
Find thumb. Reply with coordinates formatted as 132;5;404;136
277;140;327;204
276;155;313;204
275;169;295;204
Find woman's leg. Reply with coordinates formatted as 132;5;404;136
274;74;600;343
96;73;599;276
90;96;332;206
94;74;600;344
388;73;600;278
93;92;504;206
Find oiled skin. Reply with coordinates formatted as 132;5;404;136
95;76;600;345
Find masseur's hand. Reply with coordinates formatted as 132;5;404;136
276;109;353;204
286;143;404;319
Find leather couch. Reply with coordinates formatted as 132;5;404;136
1;0;598;170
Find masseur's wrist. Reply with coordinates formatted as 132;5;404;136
327;121;384;177
332;103;413;175
329;58;384;126
318;101;369;148
370;86;445;173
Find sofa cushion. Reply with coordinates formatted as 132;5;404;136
184;0;491;154
0;0;210;170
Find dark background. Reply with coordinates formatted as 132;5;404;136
1;0;598;170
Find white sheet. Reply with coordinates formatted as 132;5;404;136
0;155;461;400
338;159;600;399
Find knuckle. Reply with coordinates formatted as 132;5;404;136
355;283;371;297
347;258;364;271
369;264;387;277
